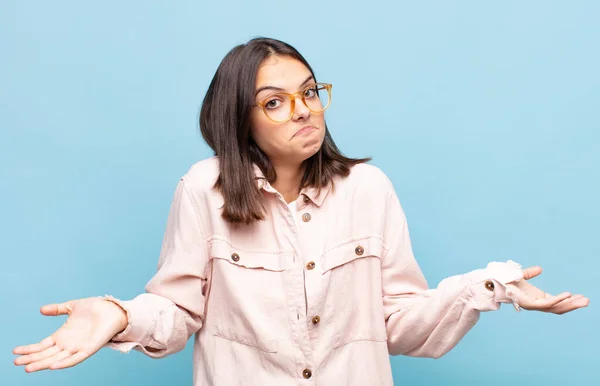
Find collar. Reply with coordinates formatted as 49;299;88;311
253;164;332;207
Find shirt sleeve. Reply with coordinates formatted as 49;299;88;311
103;178;209;358
381;188;524;359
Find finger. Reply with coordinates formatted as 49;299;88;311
50;351;92;370
549;295;590;315
14;345;61;366
13;336;55;355
522;266;542;280
24;349;71;373
40;302;72;316
525;292;572;310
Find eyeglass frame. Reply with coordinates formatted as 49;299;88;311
255;82;332;123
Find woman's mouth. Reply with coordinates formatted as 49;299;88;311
292;126;317;138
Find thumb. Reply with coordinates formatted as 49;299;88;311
522;266;543;280
40;301;73;316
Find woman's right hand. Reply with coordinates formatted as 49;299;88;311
13;297;128;372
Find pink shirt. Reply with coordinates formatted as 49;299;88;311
105;157;523;385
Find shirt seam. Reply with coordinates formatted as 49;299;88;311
180;177;207;239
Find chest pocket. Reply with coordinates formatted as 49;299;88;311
321;236;385;272
321;236;388;348
210;240;285;271
207;239;288;353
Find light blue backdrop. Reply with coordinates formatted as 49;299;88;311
2;1;598;385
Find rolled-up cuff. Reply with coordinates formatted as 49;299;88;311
102;295;152;344
465;260;524;312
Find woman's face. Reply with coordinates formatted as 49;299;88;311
250;55;326;166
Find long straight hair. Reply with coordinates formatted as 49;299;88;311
199;37;370;224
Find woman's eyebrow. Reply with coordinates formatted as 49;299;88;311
298;75;315;89
255;75;315;97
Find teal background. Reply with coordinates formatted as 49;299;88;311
2;1;598;385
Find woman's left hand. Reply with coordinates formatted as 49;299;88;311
506;266;589;314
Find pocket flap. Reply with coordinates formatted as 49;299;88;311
210;240;285;272
321;237;384;272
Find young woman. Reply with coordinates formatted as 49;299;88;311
13;37;589;385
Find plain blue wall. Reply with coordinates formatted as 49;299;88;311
2;1;598;385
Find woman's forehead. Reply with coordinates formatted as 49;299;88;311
255;56;313;92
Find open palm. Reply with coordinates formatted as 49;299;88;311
13;297;127;372
510;266;590;314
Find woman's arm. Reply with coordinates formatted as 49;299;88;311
381;188;581;359
105;178;208;358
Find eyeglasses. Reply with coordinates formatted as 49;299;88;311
255;83;332;123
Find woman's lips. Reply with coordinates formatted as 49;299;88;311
292;126;316;138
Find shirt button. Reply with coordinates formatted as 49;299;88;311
302;213;311;222
231;253;240;262
306;261;316;270
355;245;364;256
302;369;312;379
312;315;321;324
303;195;310;203
485;280;495;291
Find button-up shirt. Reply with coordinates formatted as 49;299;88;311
105;156;523;385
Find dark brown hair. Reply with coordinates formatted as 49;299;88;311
199;37;370;224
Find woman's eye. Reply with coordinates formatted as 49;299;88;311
265;99;281;109
304;87;317;98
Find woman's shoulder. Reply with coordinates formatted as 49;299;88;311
180;156;220;192
345;162;395;194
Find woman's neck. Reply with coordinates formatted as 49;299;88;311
271;162;304;204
